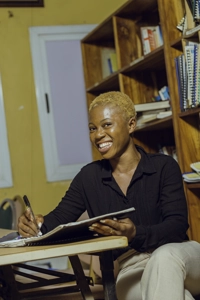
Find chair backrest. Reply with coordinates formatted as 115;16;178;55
0;195;25;230
0;198;16;229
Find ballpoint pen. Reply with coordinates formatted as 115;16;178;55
23;195;40;231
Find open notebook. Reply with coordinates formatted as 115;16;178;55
0;207;135;247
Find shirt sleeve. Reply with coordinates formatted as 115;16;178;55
129;157;189;252
41;171;86;234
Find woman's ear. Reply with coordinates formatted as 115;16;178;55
128;117;137;134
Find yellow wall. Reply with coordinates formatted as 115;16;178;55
0;0;127;215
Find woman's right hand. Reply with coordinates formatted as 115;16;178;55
18;208;44;238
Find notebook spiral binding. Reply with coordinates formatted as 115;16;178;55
27;234;98;246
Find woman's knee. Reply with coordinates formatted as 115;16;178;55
146;243;185;270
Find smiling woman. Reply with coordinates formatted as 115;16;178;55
0;0;44;7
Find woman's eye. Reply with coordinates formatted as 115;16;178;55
104;123;112;128
89;127;95;132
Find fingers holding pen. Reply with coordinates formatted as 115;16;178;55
18;210;43;238
18;211;37;237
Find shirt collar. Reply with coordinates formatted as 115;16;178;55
101;145;157;179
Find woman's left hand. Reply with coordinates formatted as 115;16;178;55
88;218;136;242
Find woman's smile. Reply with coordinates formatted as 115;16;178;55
98;141;113;153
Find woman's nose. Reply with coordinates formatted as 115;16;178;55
95;127;105;138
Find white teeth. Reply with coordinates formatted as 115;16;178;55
99;142;112;148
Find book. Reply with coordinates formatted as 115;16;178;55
108;52;118;73
175;54;187;111
158;86;170;101
194;0;200;21
196;44;200;106
182;172;200;182
156;111;172;119
140;27;151;55
192;44;199;107
184;23;200;36
190;162;200;174
140;26;163;55
134;100;170;112
184;42;200;109
177;16;186;32
0;207;135;248
193;43;200;107
137;109;172;125
137;114;158;124
101;47;118;78
185;44;195;107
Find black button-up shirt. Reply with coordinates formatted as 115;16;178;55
43;146;189;258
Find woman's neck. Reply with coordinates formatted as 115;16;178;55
110;145;141;175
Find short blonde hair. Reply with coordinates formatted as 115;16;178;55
89;91;136;120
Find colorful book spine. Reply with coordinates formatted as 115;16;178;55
194;0;200;21
175;54;187;111
196;46;200;106
185;44;195;107
192;44;199;107
175;57;182;111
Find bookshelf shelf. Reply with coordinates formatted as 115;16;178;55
170;37;182;50
81;0;200;242
86;73;119;93
115;0;158;17
179;107;200;118
135;116;172;132
186;183;200;189
121;46;165;74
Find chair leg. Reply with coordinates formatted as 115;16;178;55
0;265;21;300
99;251;117;300
69;255;95;300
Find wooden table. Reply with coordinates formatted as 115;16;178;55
0;234;128;300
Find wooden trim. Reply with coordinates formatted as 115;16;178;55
0;0;44;7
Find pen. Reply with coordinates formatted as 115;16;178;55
23;195;39;230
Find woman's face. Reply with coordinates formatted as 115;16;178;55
88;104;136;160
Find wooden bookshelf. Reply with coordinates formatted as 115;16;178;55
81;0;200;242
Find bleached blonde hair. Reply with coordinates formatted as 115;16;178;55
89;91;136;120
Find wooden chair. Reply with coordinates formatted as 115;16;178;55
0;196;24;230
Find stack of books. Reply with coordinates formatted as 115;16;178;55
184;0;200;31
136;91;171;126
175;42;200;111
182;162;200;183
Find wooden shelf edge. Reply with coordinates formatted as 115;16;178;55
135;116;172;132
185;182;200;189
170;37;182;50
121;46;165;73
179;107;200;118
86;72;119;93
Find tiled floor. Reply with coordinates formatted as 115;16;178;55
25;284;104;300
16;267;104;300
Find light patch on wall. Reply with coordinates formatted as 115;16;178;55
0;74;13;188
